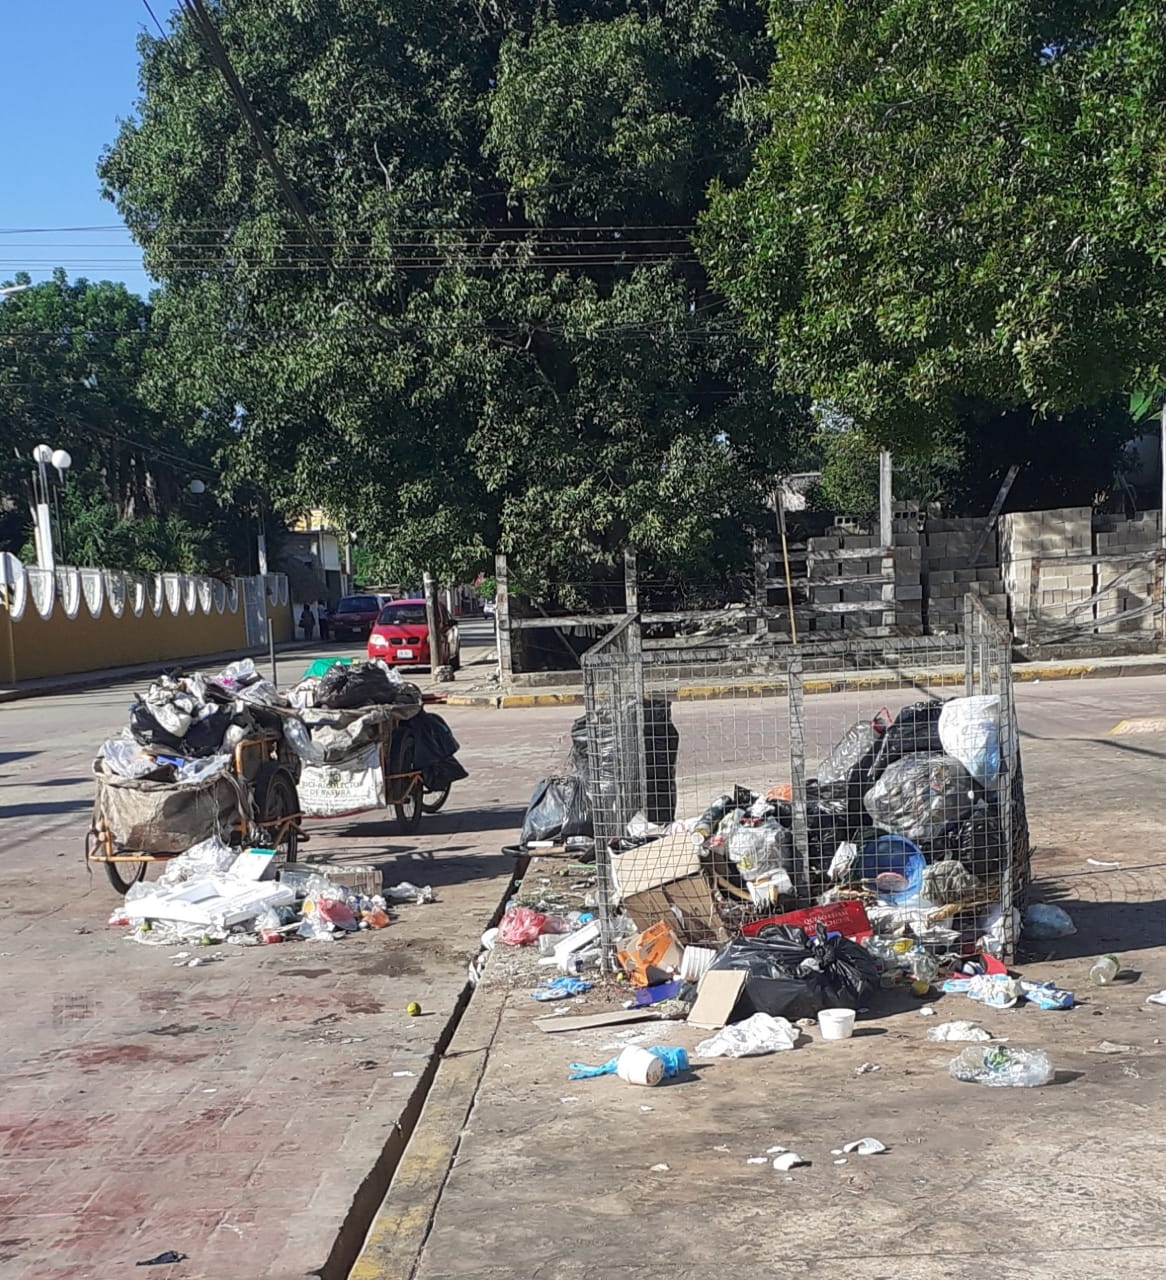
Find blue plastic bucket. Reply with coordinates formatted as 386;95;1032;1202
859;835;927;904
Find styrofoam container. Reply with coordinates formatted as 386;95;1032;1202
817;1008;857;1041
615;1045;665;1086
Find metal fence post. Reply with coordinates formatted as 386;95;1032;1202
786;657;811;899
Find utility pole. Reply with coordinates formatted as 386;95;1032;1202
422;572;442;672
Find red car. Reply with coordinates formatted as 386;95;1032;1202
367;599;461;670
328;594;386;640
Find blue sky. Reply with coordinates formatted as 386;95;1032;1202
0;2;178;296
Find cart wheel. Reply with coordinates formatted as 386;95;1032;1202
391;732;423;834
105;856;147;895
253;762;300;860
421;785;451;814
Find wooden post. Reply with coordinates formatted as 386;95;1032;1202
623;546;641;655
422;572;441;671
495;552;513;682
878;450;893;551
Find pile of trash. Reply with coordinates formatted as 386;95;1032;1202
107;842;434;948
98;659;297;788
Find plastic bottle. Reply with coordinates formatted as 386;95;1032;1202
948;1045;1055;1087
1089;954;1120;985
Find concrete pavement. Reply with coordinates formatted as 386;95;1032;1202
0;687;559;1280
354;677;1166;1280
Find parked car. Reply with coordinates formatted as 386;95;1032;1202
367;599;460;670
483;599;496;618
329;594;385;640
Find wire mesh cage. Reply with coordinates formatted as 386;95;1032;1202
581;595;1029;968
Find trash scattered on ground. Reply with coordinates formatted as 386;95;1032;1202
1085;858;1121;869
818;1008;856;1040
948;1046;1055;1087
531;977;592;1002
649;1163;670;1172
392;1069;417;1077
834;1158;848;1165
928;1020;994;1042
568;1044;690;1085
1089;954;1121;985
639;1104;653;1112
137;1252;188;1267
1145;991;1166;1006
694;1013;799;1058
942;974;1073;1011
1022;903;1077;939
772;1152;810;1171
1086;1041;1136;1055
746;1156;769;1165
842;1137;888;1156
919;1006;936;1016
855;1062;881;1073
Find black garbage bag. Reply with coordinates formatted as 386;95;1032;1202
409;709;469;791
921;798;1005;880
869;700;946;782
129;702;233;758
316;662;410;710
569;695;679;827
520;774;592;845
707;923;879;1021
817;714;888;790
864;753;976;844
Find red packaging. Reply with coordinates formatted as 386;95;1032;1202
741;900;873;943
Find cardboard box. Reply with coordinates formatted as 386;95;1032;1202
616;921;683;987
623;876;727;946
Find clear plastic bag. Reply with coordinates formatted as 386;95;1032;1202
863;754;975;843
100;736;161;779
948;1046;1054;1087
694;1012;799;1058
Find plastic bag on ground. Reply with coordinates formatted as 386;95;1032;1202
938;695;1001;786
695;1012;799;1058
863;754;975;844
157;836;238;888
928;1020;994;1042
519;775;590;845
949;1045;1054;1087
1022;903;1077;939
499;906;548;945
386;882;434;904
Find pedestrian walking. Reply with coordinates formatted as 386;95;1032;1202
317;600;331;642
299;604;316;641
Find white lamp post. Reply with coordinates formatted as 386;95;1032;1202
30;444;71;571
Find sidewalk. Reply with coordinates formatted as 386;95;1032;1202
353;729;1166;1280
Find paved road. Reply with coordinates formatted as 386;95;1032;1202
0;670;1161;1278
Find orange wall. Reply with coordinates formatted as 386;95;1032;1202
3;598;248;682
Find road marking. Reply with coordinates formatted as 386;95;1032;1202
1109;717;1166;736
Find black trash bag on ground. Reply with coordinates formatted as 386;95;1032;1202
864;753;976;844
520;775;591;845
409;709;469;791
707;923;879;1022
569;695;679;827
316;662;409;710
869;701;946;782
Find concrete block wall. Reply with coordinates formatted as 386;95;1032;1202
1001;507;1093;638
921;517;1009;635
1093;511;1161;635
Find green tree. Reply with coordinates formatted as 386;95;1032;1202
701;0;1166;444
0;271;247;572
99;0;809;591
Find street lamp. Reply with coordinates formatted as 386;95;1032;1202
30;444;71;571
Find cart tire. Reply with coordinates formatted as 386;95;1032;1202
253;763;300;860
105;856;147;895
390;731;423;834
421;785;451;814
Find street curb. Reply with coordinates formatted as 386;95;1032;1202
346;968;509;1280
442;657;1166;709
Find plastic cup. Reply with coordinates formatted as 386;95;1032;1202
615;1045;665;1086
817;1008;857;1041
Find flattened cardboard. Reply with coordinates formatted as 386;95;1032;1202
686;969;747;1030
534;1008;662;1034
612;833;701;898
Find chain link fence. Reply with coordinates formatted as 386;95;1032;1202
581;594;1029;966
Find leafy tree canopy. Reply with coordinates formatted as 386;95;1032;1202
701;0;1166;442
0;271;256;573
100;0;809;589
